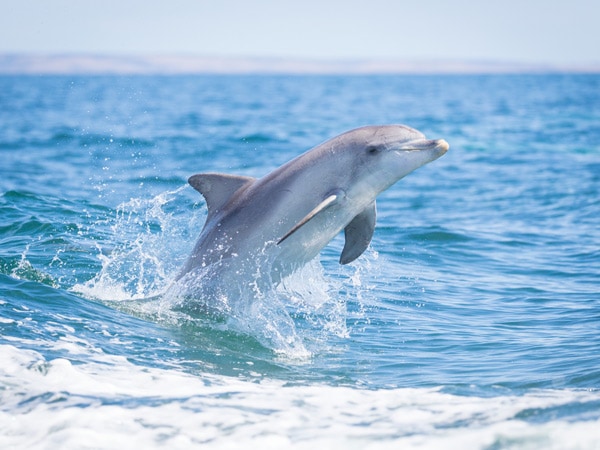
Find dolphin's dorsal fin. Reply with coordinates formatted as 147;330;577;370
277;193;340;245
340;202;376;265
188;173;255;219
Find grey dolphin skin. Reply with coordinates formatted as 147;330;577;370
176;125;448;300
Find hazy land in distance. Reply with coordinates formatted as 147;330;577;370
1;53;599;75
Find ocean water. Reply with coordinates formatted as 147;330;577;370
1;73;599;449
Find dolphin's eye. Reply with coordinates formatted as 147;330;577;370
367;146;380;155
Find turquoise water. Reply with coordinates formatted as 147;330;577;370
1;74;599;448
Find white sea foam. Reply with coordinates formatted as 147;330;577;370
1;343;599;450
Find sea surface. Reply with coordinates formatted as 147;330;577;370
1;73;599;449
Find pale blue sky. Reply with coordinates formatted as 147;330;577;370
1;0;599;65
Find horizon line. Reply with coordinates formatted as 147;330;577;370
1;53;600;75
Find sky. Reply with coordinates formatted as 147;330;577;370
1;0;599;66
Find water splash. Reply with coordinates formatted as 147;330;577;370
162;252;349;359
72;186;198;301
71;188;365;359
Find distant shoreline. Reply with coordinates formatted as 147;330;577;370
1;53;599;75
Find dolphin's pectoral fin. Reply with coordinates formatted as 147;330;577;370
189;173;255;217
277;193;339;245
340;202;377;265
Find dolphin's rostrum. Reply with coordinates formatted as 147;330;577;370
175;125;448;303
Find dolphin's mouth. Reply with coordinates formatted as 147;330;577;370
433;139;450;153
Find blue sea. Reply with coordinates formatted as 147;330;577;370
1;73;599;449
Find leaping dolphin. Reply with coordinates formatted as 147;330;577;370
175;125;448;303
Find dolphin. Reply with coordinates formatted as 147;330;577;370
175;125;448;303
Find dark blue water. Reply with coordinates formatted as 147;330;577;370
1;74;599;448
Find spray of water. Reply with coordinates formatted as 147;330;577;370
72;187;377;358
73;187;195;300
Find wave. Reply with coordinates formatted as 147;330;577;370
1;343;599;449
0;251;58;288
